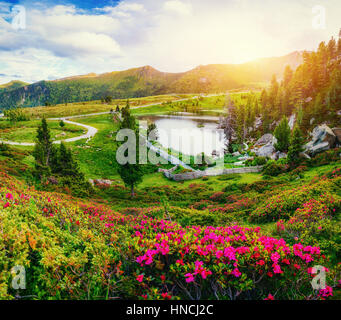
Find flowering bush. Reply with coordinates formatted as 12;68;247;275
191;199;214;210
209;192;226;203
276;195;341;264
0;168;339;300
207;197;254;214
132;219;328;300
249;178;340;222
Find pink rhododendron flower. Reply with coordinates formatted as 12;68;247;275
319;286;333;298
136;275;144;282
185;273;194;283
273;264;283;274
231;268;242;278
201;270;212;279
5;193;13;200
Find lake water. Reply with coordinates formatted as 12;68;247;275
138;113;226;157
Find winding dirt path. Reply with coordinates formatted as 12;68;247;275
0;118;98;146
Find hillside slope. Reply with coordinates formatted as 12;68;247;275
0;80;29;92
0;52;302;110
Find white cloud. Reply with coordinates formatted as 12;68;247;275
100;2;146;18
0;48;84;84
163;0;192;16
0;0;341;85
51;32;121;56
32;10;119;34
46;5;77;15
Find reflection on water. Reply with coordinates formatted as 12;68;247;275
139;114;225;157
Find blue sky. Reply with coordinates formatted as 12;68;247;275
0;0;340;84
3;0;120;10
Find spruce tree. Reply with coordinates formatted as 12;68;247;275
287;125;304;167
59;143;74;176
116;104;144;197
224;94;237;152
274;116;291;152
33;118;53;178
282;65;293;88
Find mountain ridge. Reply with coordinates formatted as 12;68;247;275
0;51;303;110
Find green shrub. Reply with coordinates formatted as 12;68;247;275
263;160;288;176
308;148;340;167
246;156;267;167
4;108;30;122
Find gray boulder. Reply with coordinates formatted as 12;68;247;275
256;143;276;158
305;125;337;155
312;124;336;145
306;142;330;155
255;134;275;146
253;134;278;158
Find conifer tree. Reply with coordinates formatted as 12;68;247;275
223;94;237;153
287;125;304;167
274;116;291;152
33;118;53;178
116;104;144;197
282;65;293;88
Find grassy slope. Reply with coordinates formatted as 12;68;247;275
20;94;194;118
0;119;84;142
0;80;29;91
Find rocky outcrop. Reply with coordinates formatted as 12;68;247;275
305;125;337;155
255;134;274;146
306;142;330;155
252;134;278;158
256;144;276;158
